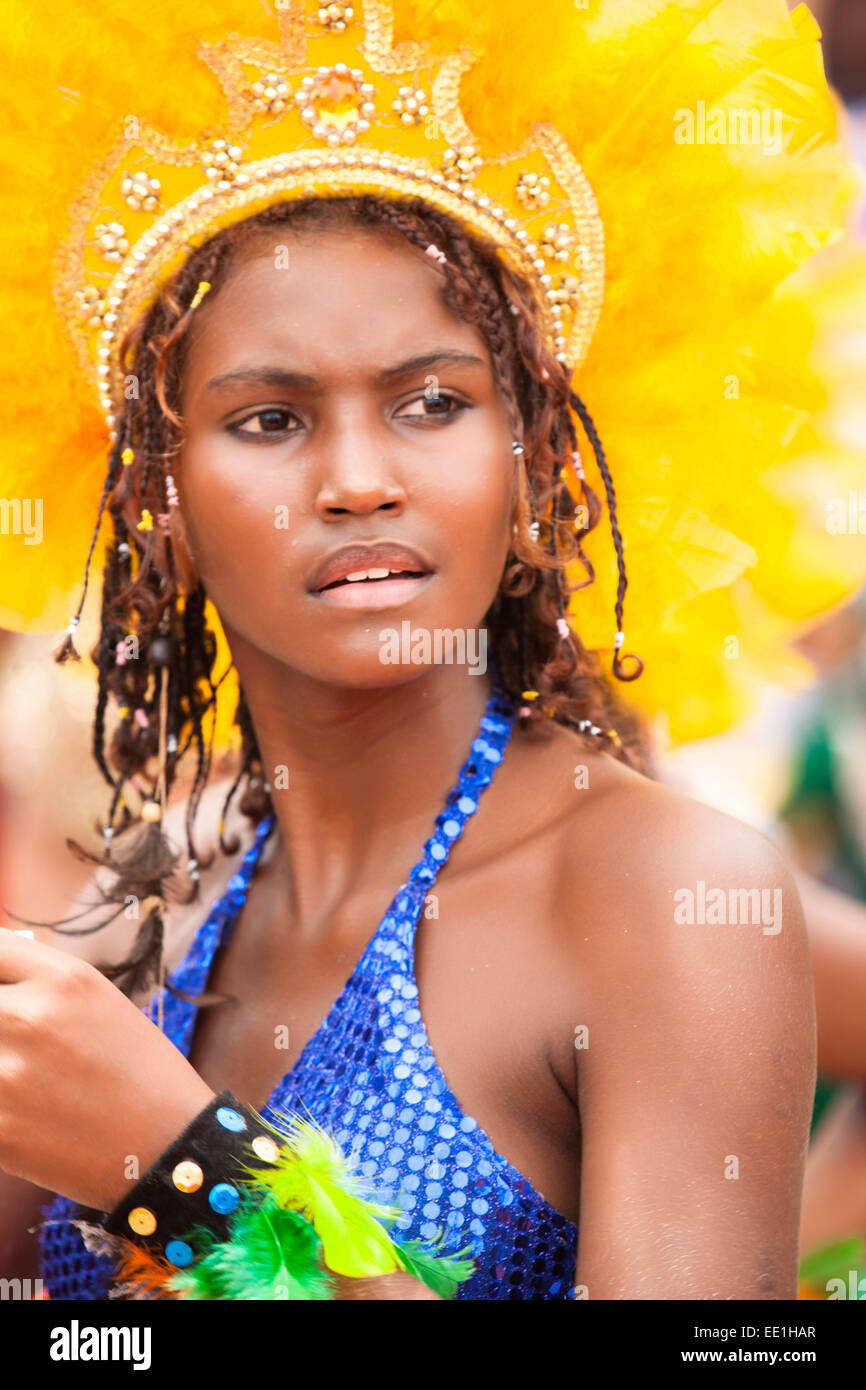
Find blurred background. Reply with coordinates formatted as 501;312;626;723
663;0;866;1299
1;0;865;1296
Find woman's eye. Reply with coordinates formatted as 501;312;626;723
229;408;296;437
228;394;467;438
397;393;467;422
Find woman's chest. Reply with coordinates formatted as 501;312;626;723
185;829;585;1227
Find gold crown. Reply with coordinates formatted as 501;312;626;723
54;0;604;439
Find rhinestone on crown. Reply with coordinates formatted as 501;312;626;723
296;63;376;143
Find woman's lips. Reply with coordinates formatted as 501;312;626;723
310;572;434;609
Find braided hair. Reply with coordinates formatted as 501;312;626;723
44;192;650;1002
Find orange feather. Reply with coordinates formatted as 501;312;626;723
112;1237;182;1299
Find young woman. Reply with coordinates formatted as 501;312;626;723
2;0;859;1302
3;192;814;1300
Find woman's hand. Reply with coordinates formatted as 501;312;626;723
0;928;216;1211
0;928;445;1298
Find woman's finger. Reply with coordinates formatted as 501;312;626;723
0;924;64;983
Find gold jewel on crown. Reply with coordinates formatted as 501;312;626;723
55;0;605;439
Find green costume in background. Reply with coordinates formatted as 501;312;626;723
780;656;866;1130
779;637;866;1294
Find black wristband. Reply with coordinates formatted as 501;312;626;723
103;1090;287;1270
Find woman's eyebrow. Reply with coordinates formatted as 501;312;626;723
203;349;487;396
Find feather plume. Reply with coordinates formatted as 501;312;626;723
69;1130;474;1299
232;1112;405;1273
3;0;866;746
71;1217;180;1299
69;1217;130;1261
392;1235;476;1299
104;1235;180;1299
167;1196;333;1300
236;1107;402;1277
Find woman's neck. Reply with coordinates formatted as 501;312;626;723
222;629;495;937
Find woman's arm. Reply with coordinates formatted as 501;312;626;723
0;790;441;1299
572;790;815;1299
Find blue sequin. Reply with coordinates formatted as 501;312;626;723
165;1239;193;1267
215;1106;246;1132
37;676;578;1300
208;1182;240;1215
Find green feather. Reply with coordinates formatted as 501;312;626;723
392;1235;476;1299
167;1257;226;1301
177;1104;480;1295
167;1194;334;1301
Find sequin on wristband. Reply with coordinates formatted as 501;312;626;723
172;1160;204;1193
165;1239;194;1267
208;1182;240;1214
127;1206;157;1235
251;1135;281;1163
215;1106;246;1132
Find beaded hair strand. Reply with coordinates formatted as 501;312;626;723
32;191;650;1006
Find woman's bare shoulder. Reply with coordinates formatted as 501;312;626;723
525;718;784;877
543;726;810;1035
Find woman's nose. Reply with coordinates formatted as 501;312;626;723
313;423;407;518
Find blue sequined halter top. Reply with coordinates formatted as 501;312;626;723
38;680;578;1299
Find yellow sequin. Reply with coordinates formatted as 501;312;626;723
127;1206;157;1235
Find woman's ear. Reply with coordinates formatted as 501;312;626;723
117;469;201;595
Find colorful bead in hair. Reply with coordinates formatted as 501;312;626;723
189;280;211;309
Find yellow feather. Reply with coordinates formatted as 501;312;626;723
241;1109;403;1278
2;0;865;742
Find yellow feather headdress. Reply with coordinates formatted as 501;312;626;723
1;0;865;743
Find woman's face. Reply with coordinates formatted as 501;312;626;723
174;222;517;687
